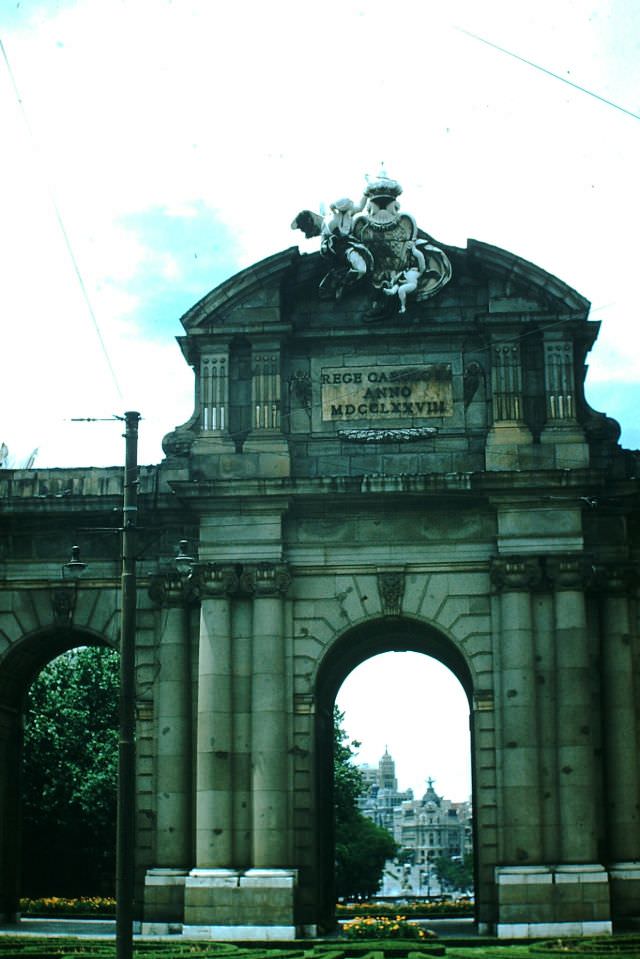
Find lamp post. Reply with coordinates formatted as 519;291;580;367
116;411;140;959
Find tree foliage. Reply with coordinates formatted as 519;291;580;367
334;706;398;900
21;646;119;897
433;852;474;893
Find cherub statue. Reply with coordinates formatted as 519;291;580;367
321;195;369;282
292;191;372;296
383;242;426;313
324;195;367;239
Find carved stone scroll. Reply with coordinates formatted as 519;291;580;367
377;569;405;616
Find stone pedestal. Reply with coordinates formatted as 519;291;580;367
182;868;298;939
539;424;589;468
242;433;291;477
142;868;188;928
609;863;640;927
485;422;533;471
496;864;611;938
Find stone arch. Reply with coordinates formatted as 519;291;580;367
312;616;476;930
0;624;115;920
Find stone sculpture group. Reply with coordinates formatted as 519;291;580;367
292;171;452;314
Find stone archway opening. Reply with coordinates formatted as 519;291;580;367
0;627;115;920
314;618;476;933
336;651;473;902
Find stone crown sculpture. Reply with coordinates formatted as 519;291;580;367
292;171;452;315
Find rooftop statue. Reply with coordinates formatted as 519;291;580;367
291;172;452;316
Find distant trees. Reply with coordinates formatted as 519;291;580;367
21;646;118;896
334;707;398;900
433;852;474;894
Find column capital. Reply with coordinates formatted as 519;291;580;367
193;564;239;599
490;556;543;592
546;555;592;591
148;572;188;607
591;562;639;595
242;563;291;597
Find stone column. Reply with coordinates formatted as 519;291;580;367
600;564;640;860
599;564;640;922
194;565;238;868
540;332;588;468
248;563;292;867
491;557;543;864
143;574;193;929
242;341;291;477
149;574;192;868
548;556;598;863
231;595;253;866
191;345;237;465
485;339;533;470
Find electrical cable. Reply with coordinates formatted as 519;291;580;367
456;27;640;122
0;36;124;401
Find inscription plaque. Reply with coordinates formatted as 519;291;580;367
321;364;453;421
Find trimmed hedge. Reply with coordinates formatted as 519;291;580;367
530;936;640;955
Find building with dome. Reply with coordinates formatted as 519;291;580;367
393;778;472;867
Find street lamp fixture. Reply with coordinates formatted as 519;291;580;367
174;540;195;575
63;545;87;579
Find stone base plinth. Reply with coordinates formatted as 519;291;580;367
609;861;640;926
143;868;188;924
485;422;534;471
540;423;589;468
495;864;611;938
181;868;297;938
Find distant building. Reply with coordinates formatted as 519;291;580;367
357;748;413;833
357;751;472;867
394;778;472;866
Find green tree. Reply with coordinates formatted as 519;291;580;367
21;645;119;897
433;852;474;893
334;707;398;900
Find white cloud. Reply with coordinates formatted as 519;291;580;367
337;652;472;802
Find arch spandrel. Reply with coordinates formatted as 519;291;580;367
313;616;476;708
0;624;115;711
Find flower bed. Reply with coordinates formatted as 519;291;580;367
337;900;473;919
19;898;116;917
343;915;435;941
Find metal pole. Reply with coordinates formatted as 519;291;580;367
116;411;140;959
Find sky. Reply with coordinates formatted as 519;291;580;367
1;0;639;799
336;652;472;802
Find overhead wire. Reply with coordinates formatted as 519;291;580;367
0;36;124;401
456;27;640;123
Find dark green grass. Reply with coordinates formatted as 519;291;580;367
0;936;638;959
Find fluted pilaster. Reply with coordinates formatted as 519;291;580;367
491;557;544;864
547;556;598;863
597;564;640;862
244;564;292;867
148;573;193;868
193;565;239;867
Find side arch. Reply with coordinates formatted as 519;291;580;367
312;616;476;930
0;624;115;920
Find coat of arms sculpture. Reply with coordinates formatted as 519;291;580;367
292;171;452;317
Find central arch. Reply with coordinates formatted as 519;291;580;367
314;617;475;930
